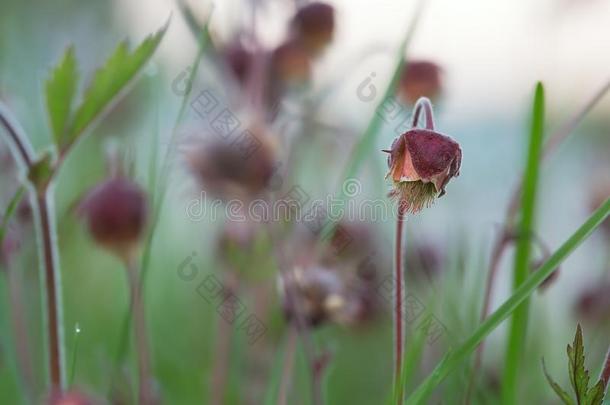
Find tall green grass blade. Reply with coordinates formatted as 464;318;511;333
501;82;545;404
406;198;610;404
338;1;423;195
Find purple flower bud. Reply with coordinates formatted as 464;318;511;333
78;176;148;261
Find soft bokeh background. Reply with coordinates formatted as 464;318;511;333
1;0;609;403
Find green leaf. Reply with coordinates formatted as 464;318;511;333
568;324;590;403
542;358;574;405
502;82;546;404
406;198;610;404
45;46;78;145
586;380;606;405
66;20;169;150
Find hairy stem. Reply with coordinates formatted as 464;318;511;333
126;258;153;404
35;188;66;390
394;205;406;401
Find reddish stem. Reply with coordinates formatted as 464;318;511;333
411;97;435;130
394;205;406;401
36;189;65;390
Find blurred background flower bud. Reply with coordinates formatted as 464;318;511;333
271;39;312;86
78;176;148;262
398;61;443;105
186;127;277;201
222;40;254;86
575;282;610;322
290;2;335;56
279;262;379;328
404;241;443;282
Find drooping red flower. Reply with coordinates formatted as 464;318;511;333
385;128;461;213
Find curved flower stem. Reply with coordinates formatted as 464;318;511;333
35;187;66;390
411;97;435;130
394;204;406;402
125;258;153;404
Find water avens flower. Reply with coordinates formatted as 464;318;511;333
384;99;461;213
383;97;461;402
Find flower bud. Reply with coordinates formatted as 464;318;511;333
398;60;443;105
271;39;312;85
279;264;378;328
186;128;276;201
575;283;610;322
78;176;148;261
222;41;254;86
385;128;461;213
291;2;335;56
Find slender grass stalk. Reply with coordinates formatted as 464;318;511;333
0;185;25;244
394;206;406;402
125;257;153;404
338;1;424;193
210;272;238;405
501;82;545;404
68;323;81;386
406;197;610;404
600;347;610;390
277;327;298;405
469;78;610;403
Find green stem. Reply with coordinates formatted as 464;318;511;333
501;83;545;404
394;206;406;403
406;198;610;404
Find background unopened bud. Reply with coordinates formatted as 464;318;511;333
398;60;443;105
271;39;312;85
78;176;148;262
575;282;610;322
186;128;276;201
291;2;335;56
222;41;254;86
